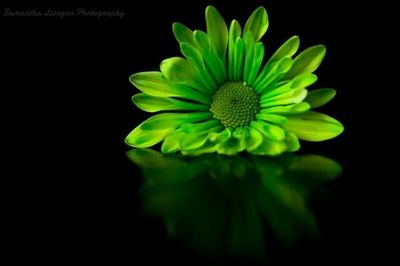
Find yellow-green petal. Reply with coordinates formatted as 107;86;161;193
256;113;288;125
262;102;311;115
232;127;248;151
249;137;286;156
132;93;209;113
245;127;263;151
216;136;244;155
180;42;217;92
243;32;255;84
255;57;293;93
228;20;242;81
250;121;286;141
126;112;212;148
247;42;265;86
268;35;300;63
260;88;307;108
262;73;316;98
129;72;210;104
205;5;228;59
194;30;226;84
160;57;209;93
194;30;211;53
284;45;326;79
243;6;269;42
290;73;318;89
181;140;218;156
305;88;336;108
212;128;241;155
233;38;245;81
283;111;344;141
125;114;184;148
180;42;204;68
161;129;184;154
172;22;195;45
180;119;221;133
209;127;231;142
284;132;300;152
180;132;210;150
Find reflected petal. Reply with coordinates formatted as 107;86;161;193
127;149;342;259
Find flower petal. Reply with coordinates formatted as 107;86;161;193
244;127;263;151
249;137;287;156
254;36;300;91
284;132;300;152
172;22;195;45
179;126;222;155
243;32;255;84
256;113;288;125
304;88;336;108
132;93;209;113
262;73;317;98
207;128;244;155
181;140;218;156
180;42;204;68
161;129;184;154
247;42;265;87
268;35;300;63
216;129;245;155
205;6;228;59
160;57;199;83
180;131;210;150
193;30;211;53
194;30;226;84
243;6;269;42
233;38;245;81
261;88;307;108
130;72;210;104
180;119;221;133
160;57;202;88
284;45;326;79
209;127;231;142
254;57;293;93
250;121;286;141
228;20;242;81
283;111;344;141
232;127;248;150
125;114;183;148
180;42;217;92
262;102;311;114
125;112;212;148
290;73;318;89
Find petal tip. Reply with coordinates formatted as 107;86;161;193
316;44;327;54
124;136;136;147
206;5;217;13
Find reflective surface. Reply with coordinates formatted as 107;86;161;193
127;149;342;262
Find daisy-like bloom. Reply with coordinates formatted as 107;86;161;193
126;6;344;155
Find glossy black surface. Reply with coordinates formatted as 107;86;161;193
128;149;342;264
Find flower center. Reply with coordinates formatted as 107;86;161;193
210;82;260;128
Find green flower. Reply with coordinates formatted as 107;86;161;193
126;6;344;156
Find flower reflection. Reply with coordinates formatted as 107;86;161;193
127;149;342;259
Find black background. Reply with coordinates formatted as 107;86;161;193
4;0;399;264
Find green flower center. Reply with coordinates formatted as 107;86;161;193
210;82;260;128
